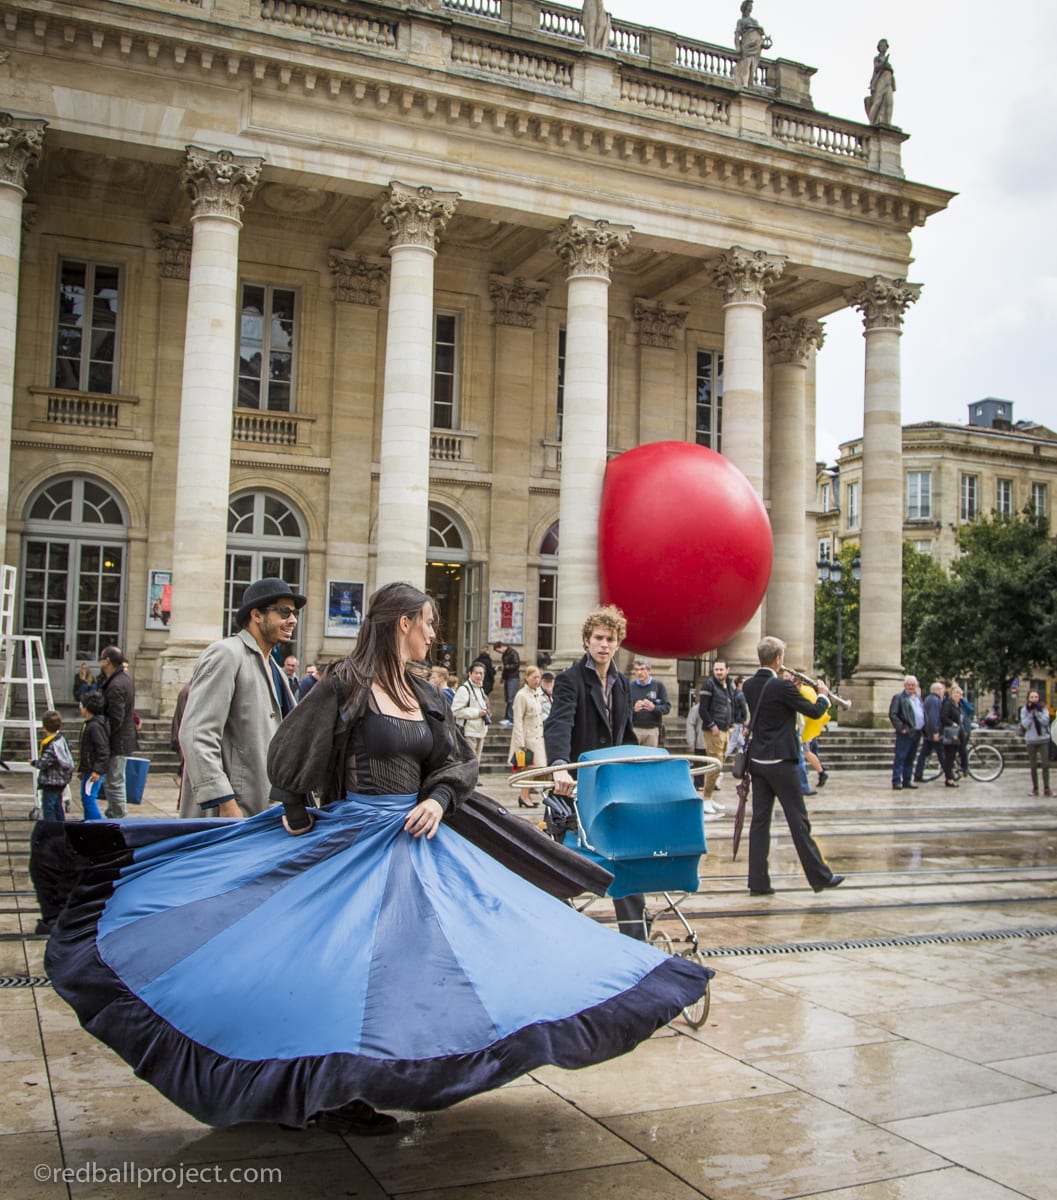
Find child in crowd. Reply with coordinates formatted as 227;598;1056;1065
30;710;75;822
78;691;109;821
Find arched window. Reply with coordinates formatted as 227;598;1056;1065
426;506;477;674
225;491;307;642
537;521;558;657
20;476;129;697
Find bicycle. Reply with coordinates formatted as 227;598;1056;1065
921;736;1004;783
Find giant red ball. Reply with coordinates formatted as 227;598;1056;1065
598;441;773;657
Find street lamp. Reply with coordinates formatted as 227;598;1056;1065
817;551;861;686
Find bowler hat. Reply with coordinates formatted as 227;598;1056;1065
236;577;306;628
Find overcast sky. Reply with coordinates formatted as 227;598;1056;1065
607;0;1055;463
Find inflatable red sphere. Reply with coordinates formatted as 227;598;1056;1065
598;441;773;657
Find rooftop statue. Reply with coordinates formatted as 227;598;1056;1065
733;0;772;90
865;38;896;125
582;0;611;51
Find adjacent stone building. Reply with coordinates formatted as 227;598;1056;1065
0;0;952;714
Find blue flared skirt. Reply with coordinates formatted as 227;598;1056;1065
46;793;712;1128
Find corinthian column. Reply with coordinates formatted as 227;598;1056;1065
848;275;921;720
766;315;825;667
550;216;632;662
161;148;262;700
711;246;784;669
374;182;459;590
0;113;46;548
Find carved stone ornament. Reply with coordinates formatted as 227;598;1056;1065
551;215;633;280
377;181;459;250
329;251;389;306
153;225;192;281
711;246;786;304
766;314;825;364
849;275;922;330
181;146;264;222
489;275;549;328
0;113;47;192
633;298;689;349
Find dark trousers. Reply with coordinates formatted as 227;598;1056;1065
747;759;835;892
892;729;922;785
503;676;519;723
915;735;954;781
612;894;649;940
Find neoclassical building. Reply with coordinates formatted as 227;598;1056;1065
0;0;952;716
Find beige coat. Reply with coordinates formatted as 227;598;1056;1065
510;684;547;768
178;629;295;817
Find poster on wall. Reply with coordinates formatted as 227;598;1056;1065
326;580;365;637
489;590;525;644
146;570;172;631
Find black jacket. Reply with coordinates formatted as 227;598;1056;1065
471;652;497;695
698;677;735;731
78;715;111;776
742;669;829;763
544;655;637;765
100;668;138;756
888;689;921;733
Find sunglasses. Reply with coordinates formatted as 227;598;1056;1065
265;605;298;620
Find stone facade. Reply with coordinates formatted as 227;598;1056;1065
0;0;952;713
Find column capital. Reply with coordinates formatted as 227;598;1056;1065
489;275;549;328
329;250;389;306
153;225;192;280
182;146;263;222
0;113;47;193
377;181;459;250
849;275;922;331
551;215;632;280
711;246;786;304
633;298;689;349
766;314;825;365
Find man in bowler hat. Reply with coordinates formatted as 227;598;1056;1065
179;577;305;818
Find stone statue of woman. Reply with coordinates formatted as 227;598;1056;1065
733;0;772;90
582;0;611;51
865;38;896;125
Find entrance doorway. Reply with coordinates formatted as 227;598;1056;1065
19;477;128;700
426;507;480;676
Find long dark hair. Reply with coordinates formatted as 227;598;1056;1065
338;581;433;712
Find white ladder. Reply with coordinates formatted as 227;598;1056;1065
0;565;58;805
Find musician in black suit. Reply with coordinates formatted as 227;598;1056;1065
544;605;645;938
742;636;845;896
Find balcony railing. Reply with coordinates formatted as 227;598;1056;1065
431;428;478;464
28;386;139;433
232;407;316;448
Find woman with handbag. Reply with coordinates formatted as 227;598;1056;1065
510;665;547;808
939;685;963;787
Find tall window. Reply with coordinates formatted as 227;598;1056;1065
820;483;831;512
817;537;831;562
960;474;979;522
906;471;931;520
432;312;458;430
225;491;306;643
237;284;296;411
846;481;860;530
555;328;566;441
1032;482;1049;520
694;350;724;450
537;522;559;657
54;260;121;393
996;478;1013;517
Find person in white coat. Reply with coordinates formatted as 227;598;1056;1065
510;665;547;809
451;662;491;761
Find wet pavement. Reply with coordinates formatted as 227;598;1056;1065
1;762;1055;1199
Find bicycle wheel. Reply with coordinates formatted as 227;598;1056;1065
967;742;1004;782
679;951;712;1029
921;760;943;783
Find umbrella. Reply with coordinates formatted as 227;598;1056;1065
731;775;751;860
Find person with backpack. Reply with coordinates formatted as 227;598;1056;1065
30;710;75;823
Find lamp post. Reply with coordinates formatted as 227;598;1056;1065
817;552;861;686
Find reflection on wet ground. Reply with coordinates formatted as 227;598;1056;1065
1;769;1055;1199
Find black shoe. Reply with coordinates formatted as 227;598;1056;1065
817;771;828;787
312;1100;399;1136
945;780;959;788
803;789;818;796
892;782;903;790
903;783;918;789
749;886;775;896
813;874;845;894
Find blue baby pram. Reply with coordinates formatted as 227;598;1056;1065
516;745;718;1026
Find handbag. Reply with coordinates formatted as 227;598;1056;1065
941;724;962;745
731;677;773;779
510;747;535;771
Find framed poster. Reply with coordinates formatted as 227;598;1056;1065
326;580;365;637
488;589;525;644
146;569;172;630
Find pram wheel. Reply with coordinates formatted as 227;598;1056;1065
649;928;711;1028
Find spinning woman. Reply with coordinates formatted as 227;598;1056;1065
46;582;711;1135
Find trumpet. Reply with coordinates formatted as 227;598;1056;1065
786;667;853;710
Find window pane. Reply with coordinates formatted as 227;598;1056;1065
87;361;114;393
266;381;290;412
